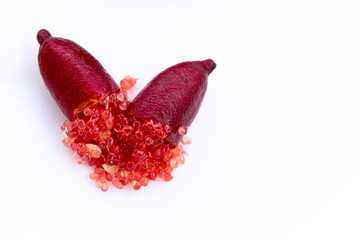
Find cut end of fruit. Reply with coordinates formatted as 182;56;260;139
61;77;189;191
37;29;52;45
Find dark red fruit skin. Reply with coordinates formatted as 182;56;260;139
37;29;119;119
127;59;216;146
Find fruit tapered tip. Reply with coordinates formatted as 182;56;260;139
37;29;52;45
201;59;216;74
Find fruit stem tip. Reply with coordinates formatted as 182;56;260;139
37;29;52;45
201;59;216;74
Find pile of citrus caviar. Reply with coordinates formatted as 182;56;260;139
61;76;190;191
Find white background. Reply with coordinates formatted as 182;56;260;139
1;0;360;239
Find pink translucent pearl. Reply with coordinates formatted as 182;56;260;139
181;137;192;145
178;126;188;136
83;108;93;116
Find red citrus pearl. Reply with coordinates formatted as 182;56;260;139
62;89;189;191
